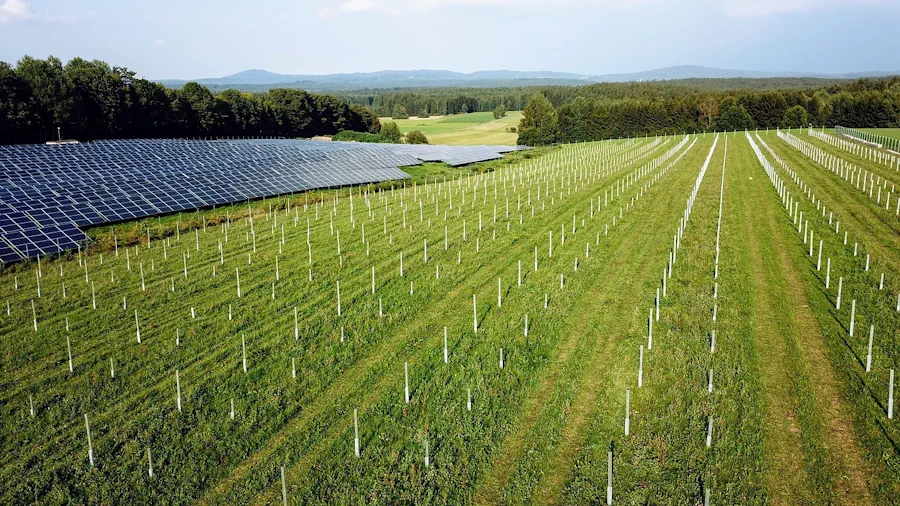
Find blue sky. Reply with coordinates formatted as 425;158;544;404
1;0;899;79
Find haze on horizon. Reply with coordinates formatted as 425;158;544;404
1;0;899;80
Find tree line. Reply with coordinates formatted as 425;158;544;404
0;56;381;144
338;77;869;118
3;56;897;147
342;89;531;118
516;77;900;145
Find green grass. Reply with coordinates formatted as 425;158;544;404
381;112;523;145
756;130;900;502
1;131;898;505
859;128;900;141
384;112;496;134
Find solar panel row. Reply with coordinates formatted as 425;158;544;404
0;138;528;264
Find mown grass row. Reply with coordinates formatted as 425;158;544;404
754;132;900;503
468;138;705;506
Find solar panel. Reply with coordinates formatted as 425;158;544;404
0;138;528;263
0;238;19;263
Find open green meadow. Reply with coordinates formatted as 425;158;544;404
860;128;900;141
382;112;523;145
2;129;899;505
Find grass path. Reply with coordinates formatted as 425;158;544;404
737;138;874;505
739;166;817;504
472;145;697;505
526;143;708;506
472;140;706;505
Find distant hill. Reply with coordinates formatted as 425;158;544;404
157;65;900;91
592;65;900;82
157;69;594;90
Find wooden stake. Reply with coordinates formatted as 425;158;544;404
816;240;822;270
889;369;895;419
67;335;73;373
404;362;410;403
353;408;360;457
242;335;248;373
473;295;478;335
837;277;843;309
624;389;630;436
281;466;287;506
85;414;94;466
638;346;643;387
607;446;613;505
866;325;874;373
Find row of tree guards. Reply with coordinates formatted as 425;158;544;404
750;132;896;422
342;135;696;501
781;130;899;218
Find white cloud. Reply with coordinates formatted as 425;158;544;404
0;0;32;23
722;0;818;17
0;0;92;23
722;0;892;17
316;0;685;18
319;0;892;18
154;39;166;45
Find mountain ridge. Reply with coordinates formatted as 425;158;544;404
157;65;900;90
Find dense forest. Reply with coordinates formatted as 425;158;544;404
510;77;900;144
0;56;381;145
339;77;866;117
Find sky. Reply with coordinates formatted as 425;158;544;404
1;0;899;79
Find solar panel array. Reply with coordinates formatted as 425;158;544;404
0;138;528;263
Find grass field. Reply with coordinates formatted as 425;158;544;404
2;130;899;505
860;128;900;140
381;112;523;145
